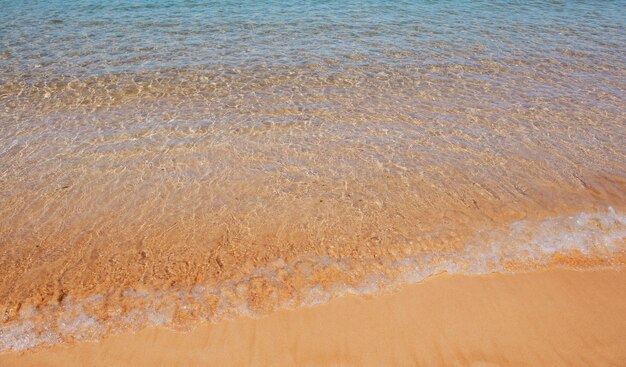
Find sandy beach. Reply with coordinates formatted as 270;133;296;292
2;1;625;365
2;267;624;367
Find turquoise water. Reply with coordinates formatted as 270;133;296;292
2;1;625;79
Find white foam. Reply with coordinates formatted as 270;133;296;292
1;208;624;352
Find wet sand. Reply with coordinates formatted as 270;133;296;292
2;267;625;367
2;1;625;364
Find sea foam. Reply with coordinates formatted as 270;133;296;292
1;208;624;353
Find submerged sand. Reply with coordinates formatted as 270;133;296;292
2;268;625;366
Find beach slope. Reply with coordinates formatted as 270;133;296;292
2;268;625;366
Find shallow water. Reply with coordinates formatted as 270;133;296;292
1;0;625;351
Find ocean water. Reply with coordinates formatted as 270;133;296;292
1;0;625;351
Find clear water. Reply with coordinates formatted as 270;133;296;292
1;0;625;352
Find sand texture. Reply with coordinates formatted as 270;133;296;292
2;268;625;367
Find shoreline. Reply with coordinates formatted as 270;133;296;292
2;267;625;366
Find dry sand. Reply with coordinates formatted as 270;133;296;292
1;268;625;367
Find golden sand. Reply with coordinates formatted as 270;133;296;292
2;58;625;350
2;1;625;363
2;268;625;367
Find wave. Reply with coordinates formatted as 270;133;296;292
1;208;624;352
